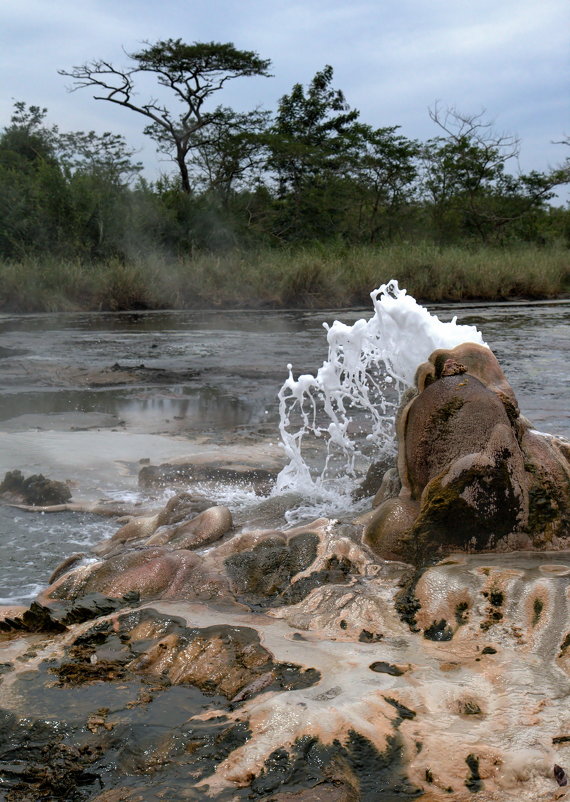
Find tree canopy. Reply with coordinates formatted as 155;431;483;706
419;105;569;242
1;51;568;266
59;39;272;193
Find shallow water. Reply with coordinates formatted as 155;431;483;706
0;510;106;604
1;302;569;436
0;300;569;602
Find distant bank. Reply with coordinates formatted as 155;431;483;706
1;243;569;313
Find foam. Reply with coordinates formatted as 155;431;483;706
275;280;486;499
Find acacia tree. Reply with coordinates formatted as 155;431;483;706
0;103;62;256
59;40;272;193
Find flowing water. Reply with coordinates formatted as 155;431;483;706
0;297;569;603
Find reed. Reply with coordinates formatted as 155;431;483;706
1;243;568;312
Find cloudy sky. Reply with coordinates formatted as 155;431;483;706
1;0;568;197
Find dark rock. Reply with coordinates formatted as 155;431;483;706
49;609;320;705
383;697;416;721
250;731;420;801
0;469;72;505
394;569;422;631
352;457;396;502
277;555;354;608
465;753;482;792
455;601;469;625
0;713;100;800
423;619;453;642
0;602;67;635
224;533;319;605
358;630;383;643
369;662;403;676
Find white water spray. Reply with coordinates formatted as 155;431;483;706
275;280;486;508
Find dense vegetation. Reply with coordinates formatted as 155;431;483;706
1;40;569;311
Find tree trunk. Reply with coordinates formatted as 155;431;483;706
176;147;191;194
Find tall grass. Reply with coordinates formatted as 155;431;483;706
1;243;569;313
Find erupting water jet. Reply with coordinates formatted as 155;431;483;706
276;280;486;503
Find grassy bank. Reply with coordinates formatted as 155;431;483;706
1;243;569;313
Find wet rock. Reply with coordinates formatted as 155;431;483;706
0;713;100;800
146;504;233;550
0;601;67;635
394;568;423;631
43;514;362;609
521;429;570;546
218;522;362;612
0;593;144;641
555;763;569;786
358;629;384;643
372;466;402;507
270;786;359;801
248;732;418;801
271;578;408;641
416;341;519;413
91;492;193;554
352;456;396;502
0;672;254;800
154;490;214;525
49;552;85;584
276;555;355;607
94;494;232;556
363;496;418;561
423;619;453;642
465;753;483;792
384;696;417;721
42;546;228;603
0;469;72;505
232;491;305;530
50;608;319;704
369;661;404;676
8;550;570;799
402;373;520;501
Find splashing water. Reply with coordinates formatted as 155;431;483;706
275;280;486;513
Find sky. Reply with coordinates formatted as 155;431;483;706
1;0;569;200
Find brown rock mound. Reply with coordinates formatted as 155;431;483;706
364;343;570;563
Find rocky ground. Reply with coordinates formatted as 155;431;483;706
1;342;570;801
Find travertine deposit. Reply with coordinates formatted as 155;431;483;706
1;336;570;800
